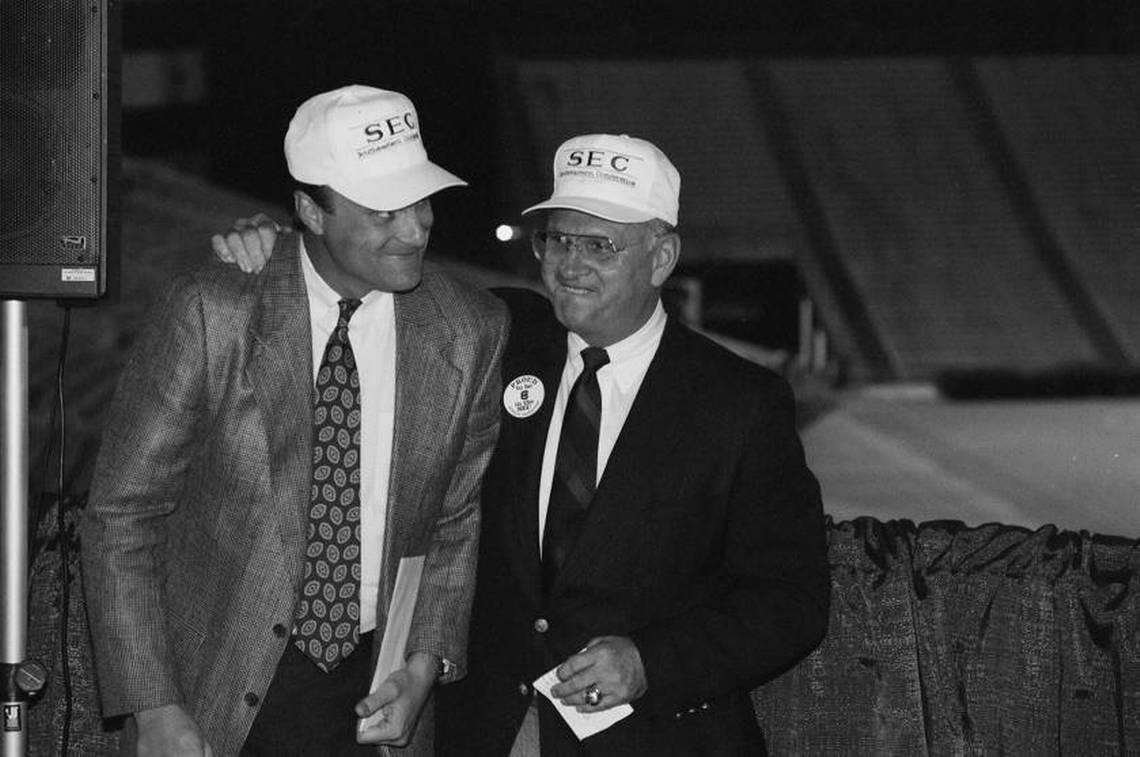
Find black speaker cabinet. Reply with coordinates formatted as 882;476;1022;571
0;0;119;299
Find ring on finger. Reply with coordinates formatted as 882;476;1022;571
585;684;601;706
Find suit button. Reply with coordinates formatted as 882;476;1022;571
533;618;549;633
272;623;287;638
518;683;530;696
244;692;259;707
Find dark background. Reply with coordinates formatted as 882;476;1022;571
123;0;1140;272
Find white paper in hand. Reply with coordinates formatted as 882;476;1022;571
533;666;633;740
357;555;425;733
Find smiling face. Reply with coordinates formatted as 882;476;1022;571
538;210;680;347
295;187;433;298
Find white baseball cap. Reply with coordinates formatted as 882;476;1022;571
523;133;680;226
284;84;467;211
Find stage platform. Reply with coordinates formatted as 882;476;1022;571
806;385;1139;538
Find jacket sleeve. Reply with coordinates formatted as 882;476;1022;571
405;300;510;681
629;377;831;716
80;277;208;717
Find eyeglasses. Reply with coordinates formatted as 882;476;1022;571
531;231;625;266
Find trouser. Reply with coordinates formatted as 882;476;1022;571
509;699;541;757
241;632;376;756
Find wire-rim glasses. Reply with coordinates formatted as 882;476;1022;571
531;230;625;266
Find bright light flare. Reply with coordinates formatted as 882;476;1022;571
495;224;523;242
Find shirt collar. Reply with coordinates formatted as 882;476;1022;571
300;235;384;318
567;299;667;390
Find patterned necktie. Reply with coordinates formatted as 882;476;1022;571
542;346;610;592
294;298;363;672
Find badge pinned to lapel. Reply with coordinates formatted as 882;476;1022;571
503;375;544;419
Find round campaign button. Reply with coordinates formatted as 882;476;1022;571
503;375;544;419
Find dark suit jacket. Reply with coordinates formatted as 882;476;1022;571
436;288;830;756
81;235;508;756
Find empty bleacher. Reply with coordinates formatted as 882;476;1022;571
499;56;1139;381
976;56;1140;362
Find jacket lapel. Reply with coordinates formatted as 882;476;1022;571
506;337;566;587
548;319;695;594
487;296;568;603
248;234;313;591
382;275;460;598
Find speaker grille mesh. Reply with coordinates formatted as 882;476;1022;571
0;0;104;268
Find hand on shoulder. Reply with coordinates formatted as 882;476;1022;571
209;212;284;274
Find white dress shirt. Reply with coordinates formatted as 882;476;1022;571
301;240;395;633
537;300;667;552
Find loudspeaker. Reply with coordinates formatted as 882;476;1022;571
0;0;119;300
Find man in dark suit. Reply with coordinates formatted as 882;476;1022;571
214;132;830;755
433;133;830;756
81;85;507;756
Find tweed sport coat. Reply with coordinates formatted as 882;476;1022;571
436;288;830;757
81;234;508;756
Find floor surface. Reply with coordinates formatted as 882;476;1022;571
805;385;1140;538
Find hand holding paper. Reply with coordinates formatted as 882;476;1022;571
534;666;633;740
356;556;431;745
354;652;437;746
549;636;647;709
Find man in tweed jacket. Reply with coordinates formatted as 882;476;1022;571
209;133;830;756
81;86;507;756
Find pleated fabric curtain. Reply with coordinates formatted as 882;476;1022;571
752;517;1140;755
25;501;1140;754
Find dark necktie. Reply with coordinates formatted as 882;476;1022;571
542;346;610;592
294;298;363;672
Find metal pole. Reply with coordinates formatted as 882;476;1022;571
2;300;29;757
